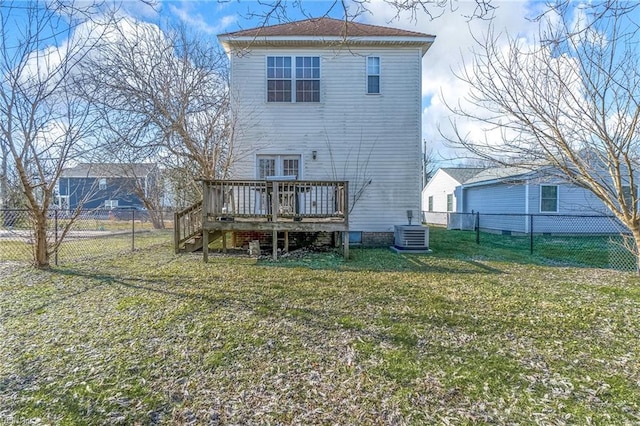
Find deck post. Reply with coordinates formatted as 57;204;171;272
343;181;349;260
222;232;227;253
272;230;278;260
203;229;209;262
342;231;349;260
284;230;289;252
202;180;210;263
173;212;180;254
271;181;279;222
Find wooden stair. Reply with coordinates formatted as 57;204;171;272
174;201;203;254
181;230;222;253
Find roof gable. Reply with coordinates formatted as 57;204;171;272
440;167;485;184
218;17;435;56
220;17;434;38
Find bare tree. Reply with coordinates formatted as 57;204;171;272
325;133;374;214
0;142;8;209
422;141;438;186
237;0;497;25
0;1;119;268
80;21;235;208
447;1;640;273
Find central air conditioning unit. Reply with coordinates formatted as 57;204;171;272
394;225;429;250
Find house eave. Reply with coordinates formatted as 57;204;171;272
218;35;435;56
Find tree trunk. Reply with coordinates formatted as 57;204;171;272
0;144;7;208
149;209;165;230
631;227;640;276
32;212;50;269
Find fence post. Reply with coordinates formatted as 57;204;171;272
475;212;480;245
529;214;534;255
54;209;59;266
131;209;135;251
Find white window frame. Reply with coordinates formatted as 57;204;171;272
540;185;559;213
99;178;107;190
256;154;302;179
446;193;453;212
366;56;380;94
266;56;320;103
428;195;433;212
105;199;119;209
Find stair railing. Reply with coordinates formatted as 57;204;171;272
174;201;203;253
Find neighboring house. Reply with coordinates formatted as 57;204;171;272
217;18;435;246
449;166;634;234
421;167;483;224
58;163;158;210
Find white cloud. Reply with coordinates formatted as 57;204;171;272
168;2;237;34
120;0;160;20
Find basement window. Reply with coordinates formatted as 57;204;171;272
349;231;362;245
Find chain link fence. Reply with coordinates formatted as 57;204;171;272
423;211;638;272
0;209;175;266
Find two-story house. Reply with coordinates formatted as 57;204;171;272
216;17;435;247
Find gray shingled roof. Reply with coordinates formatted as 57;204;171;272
61;163;156;178
441;167;485;184
219;17;435;38
463;167;535;185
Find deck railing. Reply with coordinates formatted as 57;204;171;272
202;179;348;223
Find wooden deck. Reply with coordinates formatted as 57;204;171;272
175;179;349;260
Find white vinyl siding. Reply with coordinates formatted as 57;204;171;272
421;169;465;214
230;47;423;232
464;184;527;214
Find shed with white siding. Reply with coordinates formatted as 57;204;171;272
421;167;484;224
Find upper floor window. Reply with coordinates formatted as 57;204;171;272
428;196;433;212
99;178;107;190
267;56;292;102
540;185;558;212
267;56;320;103
446;193;453;212
295;57;320;102
367;56;380;94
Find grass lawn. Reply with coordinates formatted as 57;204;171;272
1;230;639;424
